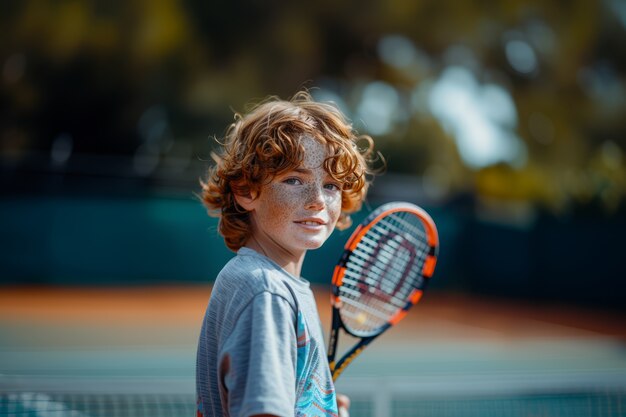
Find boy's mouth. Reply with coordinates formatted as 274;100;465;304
295;218;325;226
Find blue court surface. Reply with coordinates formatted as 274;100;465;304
1;286;625;416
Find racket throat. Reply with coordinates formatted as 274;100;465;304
331;342;370;381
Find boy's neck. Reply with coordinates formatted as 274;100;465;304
245;237;305;278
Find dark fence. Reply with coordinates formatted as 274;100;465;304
1;191;624;310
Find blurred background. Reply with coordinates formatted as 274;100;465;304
1;0;625;416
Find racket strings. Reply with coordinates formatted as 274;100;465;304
341;258;424;331
344;248;425;318
357;213;429;287
341;271;408;320
340;276;421;332
343;246;423;308
353;213;428;281
338;211;431;334
350;237;424;281
344;261;421;308
339;293;394;321
371;210;430;245
365;217;429;289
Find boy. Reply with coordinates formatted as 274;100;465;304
197;91;377;417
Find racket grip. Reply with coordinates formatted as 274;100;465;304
339;407;350;417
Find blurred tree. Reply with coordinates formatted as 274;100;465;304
0;0;624;214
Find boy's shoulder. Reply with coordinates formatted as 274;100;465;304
213;247;298;306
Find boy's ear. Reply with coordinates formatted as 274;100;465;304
233;191;257;211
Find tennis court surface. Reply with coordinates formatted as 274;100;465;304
1;286;625;416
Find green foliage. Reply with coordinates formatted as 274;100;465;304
0;0;624;214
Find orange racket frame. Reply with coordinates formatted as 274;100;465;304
327;202;439;380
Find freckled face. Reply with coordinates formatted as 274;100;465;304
247;136;342;258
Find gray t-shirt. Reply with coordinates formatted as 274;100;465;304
196;247;338;417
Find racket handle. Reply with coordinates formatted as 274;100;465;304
339;407;350;417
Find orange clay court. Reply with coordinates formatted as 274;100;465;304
2;285;626;417
1;285;625;345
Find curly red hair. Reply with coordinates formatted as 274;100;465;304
201;91;379;251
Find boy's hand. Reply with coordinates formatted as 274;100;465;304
337;393;351;417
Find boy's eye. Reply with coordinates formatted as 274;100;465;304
283;177;302;185
324;183;341;191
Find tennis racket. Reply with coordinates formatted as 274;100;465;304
327;201;439;381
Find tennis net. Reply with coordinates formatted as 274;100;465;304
2;376;625;417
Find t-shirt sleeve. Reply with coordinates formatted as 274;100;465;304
219;291;297;417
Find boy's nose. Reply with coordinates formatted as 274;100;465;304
304;185;325;210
